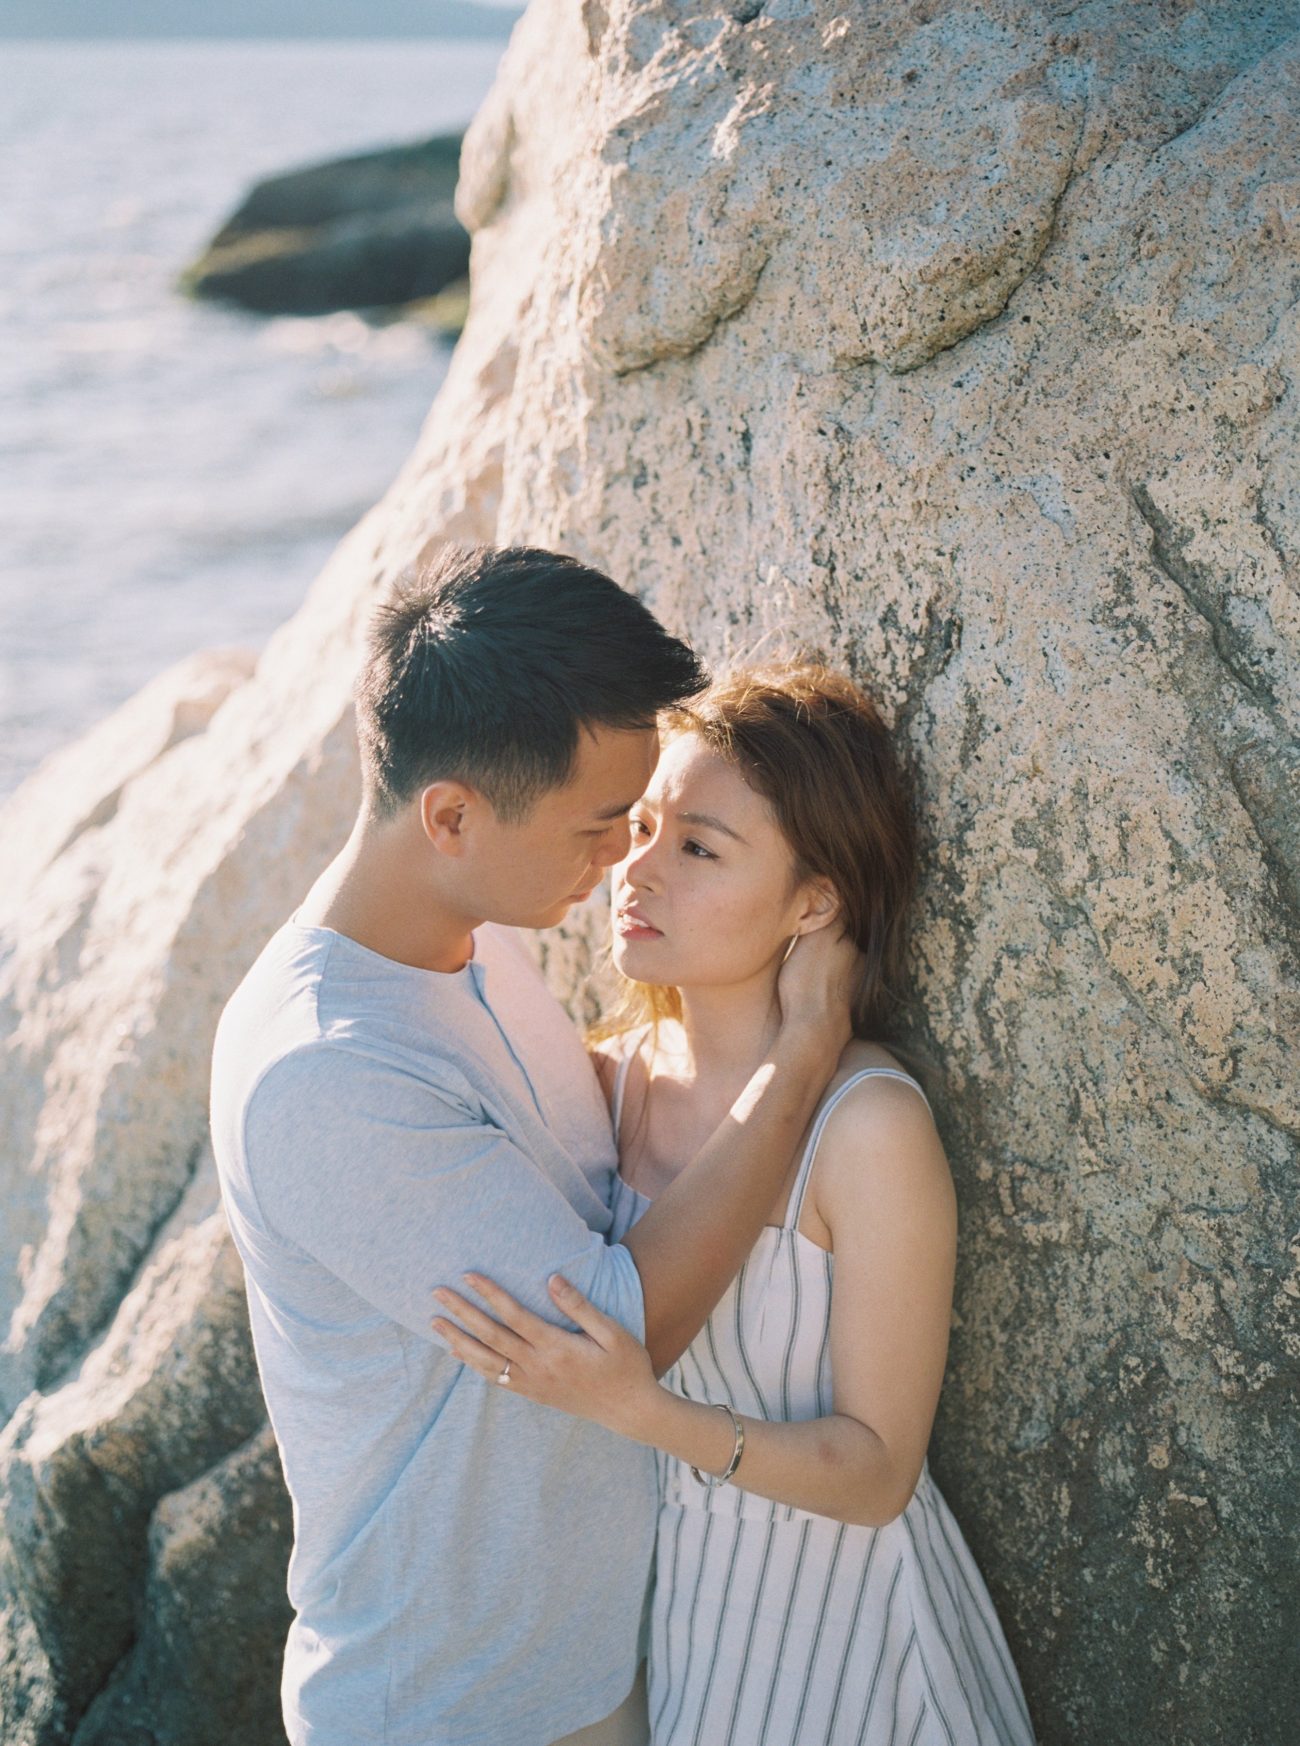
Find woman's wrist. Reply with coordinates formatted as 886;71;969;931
772;1014;846;1075
622;1384;742;1477
614;1376;678;1445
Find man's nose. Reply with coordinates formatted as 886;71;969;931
594;817;633;869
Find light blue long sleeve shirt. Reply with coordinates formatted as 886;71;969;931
210;918;657;1746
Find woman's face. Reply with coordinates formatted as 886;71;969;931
611;731;817;991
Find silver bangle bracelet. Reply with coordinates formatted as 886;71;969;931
690;1401;746;1487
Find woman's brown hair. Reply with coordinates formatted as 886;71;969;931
591;659;919;1045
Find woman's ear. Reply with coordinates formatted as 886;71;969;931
794;877;841;937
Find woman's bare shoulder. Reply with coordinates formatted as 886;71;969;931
814;1043;952;1210
824;1038;934;1101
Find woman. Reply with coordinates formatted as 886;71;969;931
433;662;1036;1745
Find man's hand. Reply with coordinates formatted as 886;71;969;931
432;1273;659;1438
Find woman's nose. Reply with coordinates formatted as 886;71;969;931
623;837;660;891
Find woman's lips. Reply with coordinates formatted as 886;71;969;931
615;907;663;940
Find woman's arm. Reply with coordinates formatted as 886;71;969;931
802;1075;956;1522
432;1077;957;1528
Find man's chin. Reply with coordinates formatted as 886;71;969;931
500;882;600;930
524;894;586;929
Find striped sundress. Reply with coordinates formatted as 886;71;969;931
608;1049;1036;1746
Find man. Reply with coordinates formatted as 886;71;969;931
211;544;855;1746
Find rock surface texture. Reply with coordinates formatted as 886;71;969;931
1;3;1297;1742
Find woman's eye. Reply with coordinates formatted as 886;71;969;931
682;839;715;860
630;817;651;837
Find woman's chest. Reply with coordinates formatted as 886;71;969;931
620;1093;829;1242
671;1232;836;1425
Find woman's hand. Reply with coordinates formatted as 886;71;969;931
776;923;863;1055
432;1272;659;1438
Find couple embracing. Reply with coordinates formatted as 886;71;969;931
211;544;1034;1746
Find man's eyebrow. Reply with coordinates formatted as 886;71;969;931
593;799;640;821
678;810;747;844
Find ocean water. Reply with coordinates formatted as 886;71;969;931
0;39;507;798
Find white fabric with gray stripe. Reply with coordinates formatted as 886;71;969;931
608;1043;1036;1746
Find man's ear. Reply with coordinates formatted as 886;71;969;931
419;780;478;856
794;877;841;937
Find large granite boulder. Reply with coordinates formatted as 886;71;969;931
181;134;471;316
1;3;1296;1742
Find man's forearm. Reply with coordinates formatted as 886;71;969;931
620;1029;834;1374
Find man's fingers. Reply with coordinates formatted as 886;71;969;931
432;1288;531;1361
548;1275;620;1343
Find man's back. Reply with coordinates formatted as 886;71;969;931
211;918;656;1746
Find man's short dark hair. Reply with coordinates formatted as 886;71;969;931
356;544;707;821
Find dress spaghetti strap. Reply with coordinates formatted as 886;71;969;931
609;1026;651;1143
786;1066;932;1231
614;1045;931;1233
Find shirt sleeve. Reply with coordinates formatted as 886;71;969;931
242;1043;645;1344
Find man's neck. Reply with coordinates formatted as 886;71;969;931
296;814;479;974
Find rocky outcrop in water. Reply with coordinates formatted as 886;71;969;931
2;4;1297;1743
181;134;470;317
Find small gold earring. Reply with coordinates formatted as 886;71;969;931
780;933;800;965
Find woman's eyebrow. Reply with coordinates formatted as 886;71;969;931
677;809;748;844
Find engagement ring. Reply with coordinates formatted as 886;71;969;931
496;1361;512;1386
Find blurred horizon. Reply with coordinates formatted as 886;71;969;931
0;36;506;799
0;0;523;39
